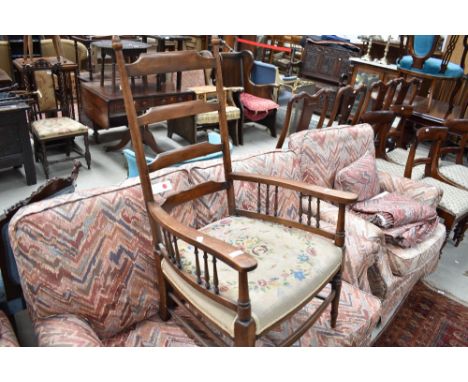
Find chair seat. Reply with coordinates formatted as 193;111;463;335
439;164;468;190
195;106;240;125
386;147;452;167
163;216;342;337
376;158;425;180
31;117;89;139
398;56;464;79
420;177;468;218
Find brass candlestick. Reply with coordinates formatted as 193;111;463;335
361;37;373;61
379;36;391;65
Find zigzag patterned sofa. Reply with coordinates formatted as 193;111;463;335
7;124;444;346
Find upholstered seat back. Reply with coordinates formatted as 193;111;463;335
184;150;301;227
288;124;376;188
9;168;195;339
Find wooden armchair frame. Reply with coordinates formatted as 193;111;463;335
432;119;468;190
114;35;357;346
220;50;278;144
403;125;468;245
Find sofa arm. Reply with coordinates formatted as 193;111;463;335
0;311;19;347
35;314;102;347
378;171;443;208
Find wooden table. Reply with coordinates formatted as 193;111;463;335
81;79;194;153
92;39;149;89
0;100;36;185
348;57;399;87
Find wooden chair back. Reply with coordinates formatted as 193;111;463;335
441;119;468;165
113;35;235;236
404;126;448;178
406;35;440;69
276;88;330;148
359;110;395;159
327;84;367;126
23;59;80;121
361;78;400;114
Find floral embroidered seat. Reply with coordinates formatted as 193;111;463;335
31;117;89;139
163;216;342;336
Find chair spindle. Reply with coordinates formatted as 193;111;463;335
203;251;210;290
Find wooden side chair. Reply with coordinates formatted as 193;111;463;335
327;84;367;126
398;35;466;116
403;126;468;246
434;119;468;191
115;35;357;346
221;50;279;145
276;89;330;148
23;59;91;179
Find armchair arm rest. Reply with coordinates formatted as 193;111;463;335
148;202;257;272
231;171;358;205
378;171;443;208
34;314;102;346
245;82;277;100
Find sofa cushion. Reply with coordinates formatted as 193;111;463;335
164;216;341;336
187;150;301;227
288;124;376;188
335;152;380;201
9;168;195;339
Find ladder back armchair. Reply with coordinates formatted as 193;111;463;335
114;35;357;346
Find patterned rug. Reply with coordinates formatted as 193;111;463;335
375;282;468;346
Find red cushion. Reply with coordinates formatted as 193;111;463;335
240;92;279;112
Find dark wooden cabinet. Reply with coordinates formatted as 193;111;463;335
300;39;360;86
0;102;36;185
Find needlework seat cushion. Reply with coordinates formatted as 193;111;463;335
162;216;341;336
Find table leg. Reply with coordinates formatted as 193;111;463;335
176;39;183;90
112;60;116;91
100;49;105;86
105;130;131;152
88;43;93;81
105;126;162;154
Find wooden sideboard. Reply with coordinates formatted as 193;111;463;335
300;39;360;86
0;101;36;185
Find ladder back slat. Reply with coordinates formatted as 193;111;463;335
126;50;216;77
148;142;223;172
138;100;219;126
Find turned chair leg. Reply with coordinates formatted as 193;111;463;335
234;318;256;347
83;134;91;169
39;140;50;179
442;215;456;247
453;219;467;247
330;272;342;328
263;110;277;138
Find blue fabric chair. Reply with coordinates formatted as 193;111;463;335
123;132;233;178
398;35;464;79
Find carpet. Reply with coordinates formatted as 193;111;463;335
375;282;468;346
